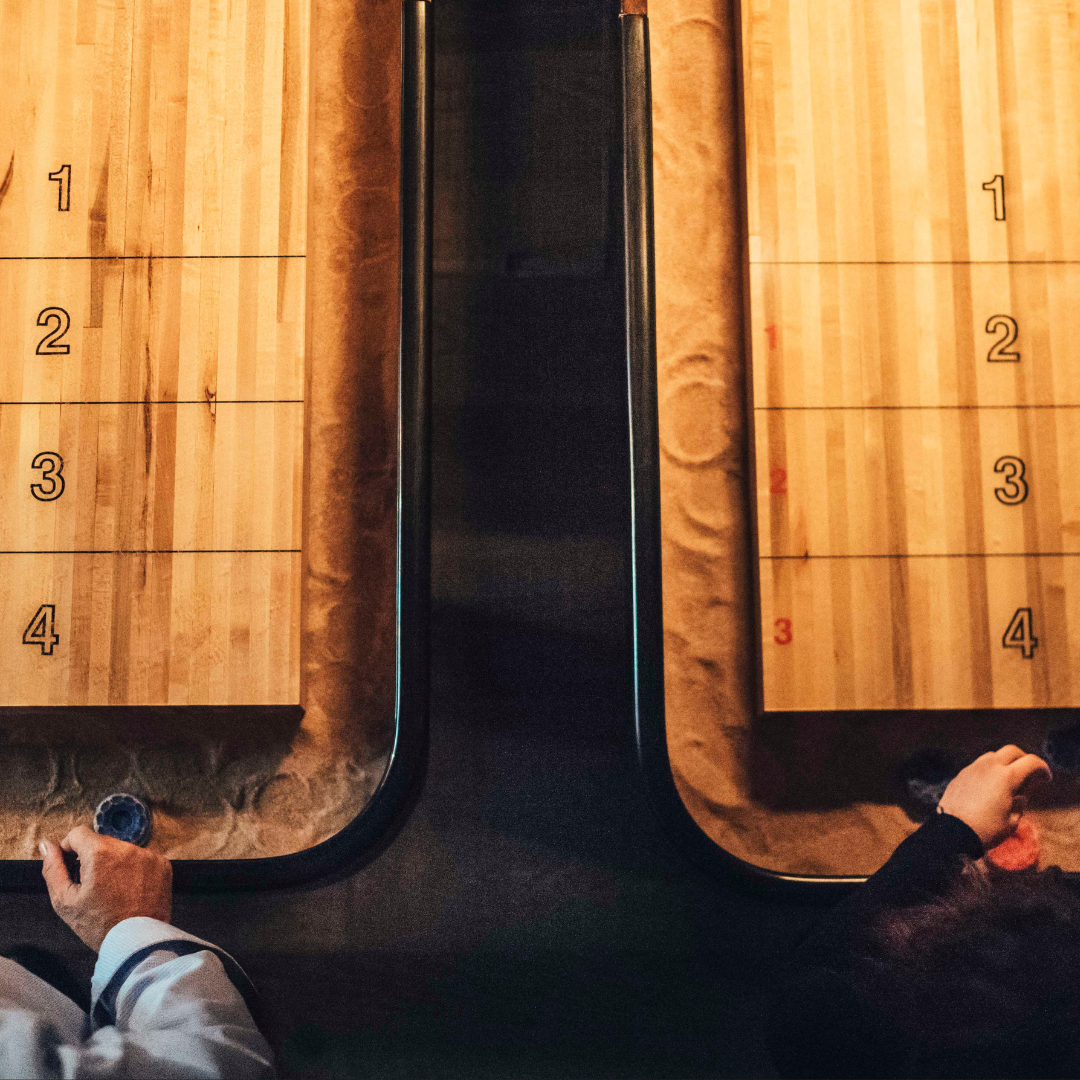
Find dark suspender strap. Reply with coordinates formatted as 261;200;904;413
92;940;259;1030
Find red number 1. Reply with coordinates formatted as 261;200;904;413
765;325;778;350
774;618;793;645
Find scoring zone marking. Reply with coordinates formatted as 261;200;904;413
0;400;304;404
5;166;306;664
1;0;310;707
761;553;1080;560
755;174;1056;685
1;255;306;260
739;8;1080;708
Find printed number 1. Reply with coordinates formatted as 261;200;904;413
23;604;59;656
982;174;1006;221
1002;607;1037;659
48;165;71;212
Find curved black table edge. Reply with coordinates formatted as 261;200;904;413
620;5;1076;901
0;0;434;895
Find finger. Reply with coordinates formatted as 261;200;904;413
39;840;72;903
995;744;1026;764
60;824;100;858
1006;754;1053;791
1007;811;1022;832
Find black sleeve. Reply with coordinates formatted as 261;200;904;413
794;811;983;965
768;813;983;1079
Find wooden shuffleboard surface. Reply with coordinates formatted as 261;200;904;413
0;0;306;706
743;0;1080;710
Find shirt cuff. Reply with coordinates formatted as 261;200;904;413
92;917;222;1004
928;809;984;858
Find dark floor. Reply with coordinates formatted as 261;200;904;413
0;3;829;1075
203;604;821;1079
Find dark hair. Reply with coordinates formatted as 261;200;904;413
854;863;1080;1079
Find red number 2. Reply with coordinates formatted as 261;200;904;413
769;467;788;494
774;618;793;645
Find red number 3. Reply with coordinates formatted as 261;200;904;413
774;618;793;645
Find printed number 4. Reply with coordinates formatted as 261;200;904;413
23;604;59;656
1003;607;1037;659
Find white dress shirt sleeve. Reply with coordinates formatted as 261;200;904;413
0;917;275;1079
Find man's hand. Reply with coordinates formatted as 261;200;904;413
40;826;172;953
938;745;1052;849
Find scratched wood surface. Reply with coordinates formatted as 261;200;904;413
743;0;1080;710
0;0;307;705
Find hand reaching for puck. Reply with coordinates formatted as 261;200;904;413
937;745;1052;850
40;826;172;953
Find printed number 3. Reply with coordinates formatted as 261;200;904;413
31;452;64;502
774;618;793;645
994;456;1028;505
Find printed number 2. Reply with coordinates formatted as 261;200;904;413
982;174;1006;221
986;315;1020;362
23;604;59;656
774;618;793;645
1003;608;1037;659
769;468;788;495
35;308;70;355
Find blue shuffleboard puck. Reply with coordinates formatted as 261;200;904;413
94;793;151;846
